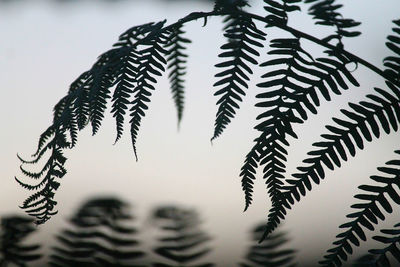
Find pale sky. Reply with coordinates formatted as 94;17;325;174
0;0;399;265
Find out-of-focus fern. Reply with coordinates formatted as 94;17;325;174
0;216;42;266
49;197;145;266
240;223;296;266
151;206;214;266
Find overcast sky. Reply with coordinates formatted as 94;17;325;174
1;0;399;265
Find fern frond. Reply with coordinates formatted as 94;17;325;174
263;0;301;26
212;14;266;141
214;0;249;12
320;150;400;266
285;87;400;200
250;37;358;220
110;22;162;143
17;21;170;223
88;59;113;136
262;87;400;236
367;222;400;266
384;19;400;82
304;0;361;46
241;144;259;211
15;176;48;191
114;22;160;48
32;125;56;157
129;29;168;160
165;25;191;126
19;131;66;224
110;50;137;144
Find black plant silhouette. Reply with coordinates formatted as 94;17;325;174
151;206;214;267
240;223;296;267
320;150;400;266
352;222;400;267
49;197;145;266
15;1;400;265
0;216;41;267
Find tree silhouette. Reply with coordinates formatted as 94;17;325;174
15;0;400;265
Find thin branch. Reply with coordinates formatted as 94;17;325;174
151;9;399;88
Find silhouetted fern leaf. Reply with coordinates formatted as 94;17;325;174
214;0;249;12
243;33;359;219
17;21;170;223
320;150;400;266
165;25;191;126
263;0;301;26
263;84;400;238
240;223;296;266
49;197;145;267
352;223;400;266
0;216;41;266
128;28;168;160
212;13;266;140
304;0;361;46
384;19;400;83
368;222;400;266
152;206;214;266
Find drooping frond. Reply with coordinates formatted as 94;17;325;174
49;197;145;266
240;223;296;267
241;144;259;211
111;22;167;144
243;36;358;217
304;0;361;46
320;150;400;266
212;14;266;140
17;128;67;224
261;17;400;239
292;87;399;185
17;21;169;223
164;25;191;126
263;86;400;237
151;206;214;266
129;30;168;159
0;216;42;266
241;0;359;216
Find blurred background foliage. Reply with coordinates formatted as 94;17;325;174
0;196;297;266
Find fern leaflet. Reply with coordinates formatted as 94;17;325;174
212;14;266;140
320;150;400;266
164;25;191;126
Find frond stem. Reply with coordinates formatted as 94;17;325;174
160;10;399;88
